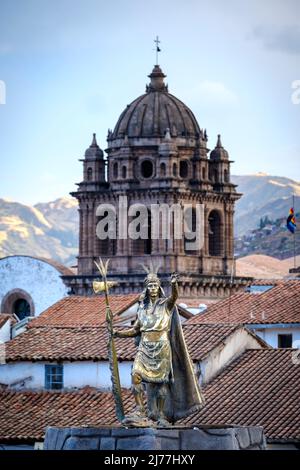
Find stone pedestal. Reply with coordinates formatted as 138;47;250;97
44;426;266;450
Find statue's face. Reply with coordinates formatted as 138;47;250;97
147;281;160;299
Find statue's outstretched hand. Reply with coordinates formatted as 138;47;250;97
170;272;180;284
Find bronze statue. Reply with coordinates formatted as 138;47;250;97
94;258;204;427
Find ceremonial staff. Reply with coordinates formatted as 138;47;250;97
93;258;125;422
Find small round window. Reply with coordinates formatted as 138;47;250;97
141;160;154;179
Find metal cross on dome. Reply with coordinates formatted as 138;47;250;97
154;36;161;65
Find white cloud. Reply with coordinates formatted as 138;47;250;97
252;24;300;55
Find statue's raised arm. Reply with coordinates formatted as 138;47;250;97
167;272;180;312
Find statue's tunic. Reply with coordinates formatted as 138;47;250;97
132;299;173;383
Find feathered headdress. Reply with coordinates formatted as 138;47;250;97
139;259;165;302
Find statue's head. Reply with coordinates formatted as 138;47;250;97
145;273;161;300
139;271;165;304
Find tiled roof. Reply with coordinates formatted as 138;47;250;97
4;324;259;362
0;387;133;441
187;279;300;324
0;350;299;442
182;349;300;442
28;295;139;328
5;327;135;362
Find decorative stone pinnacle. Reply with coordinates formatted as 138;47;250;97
216;134;222;148
91;133;98;147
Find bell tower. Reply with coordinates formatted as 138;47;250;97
72;134;108;279
64;66;251;298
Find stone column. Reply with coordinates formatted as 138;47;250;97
78;206;83;256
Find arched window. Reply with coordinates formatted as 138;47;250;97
87;167;93;181
179;160;188;178
173;163;177;177
214;169;218;183
184;207;198;254
160;162;166;177
122;166;127;179
141;160;153;178
224;169;229;183
208;210;223;256
131;209;152;255
95;209;117;257
202;167;206;180
113;162;118;179
13;298;31;321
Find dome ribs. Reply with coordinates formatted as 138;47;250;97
125;94;147;137
153;91;159;136
111;73;201;140
166;93;186;136
138;102;147;137
164;101;172;133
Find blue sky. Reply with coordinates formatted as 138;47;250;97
0;0;299;204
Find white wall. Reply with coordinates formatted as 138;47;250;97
63;361;133;389
0;362;44;388
200;329;265;384
0;319;11;343
0;256;69;317
249;327;300;348
0;361;133;390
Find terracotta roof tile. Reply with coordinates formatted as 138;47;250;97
0;350;299;442
5;324;263;362
5;327;135;362
182;349;300;441
28;295;139;328
0;388;132;441
187;279;300;325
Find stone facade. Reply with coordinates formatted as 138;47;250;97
44;426;267;450
65;65;251;298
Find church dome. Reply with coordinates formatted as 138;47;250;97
111;66;201;140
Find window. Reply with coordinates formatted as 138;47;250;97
87;167;93;181
173;163;177;177
246;285;274;294
224;169;229;183
184;207;198;254
278;334;292;348
202;167;206;180
45;364;63;390
122;166;127;178
179;160;188;178
131;209;152;255
13;298;30;320
160;162;166;177
214;169;218;183
113;162;118;179
208;210;223;256
141;160;153;178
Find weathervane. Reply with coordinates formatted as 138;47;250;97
154;35;161;65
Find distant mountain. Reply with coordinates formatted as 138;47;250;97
236;254;300;279
0;197;78;266
232;174;300;236
0;174;299;265
235;212;300;259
